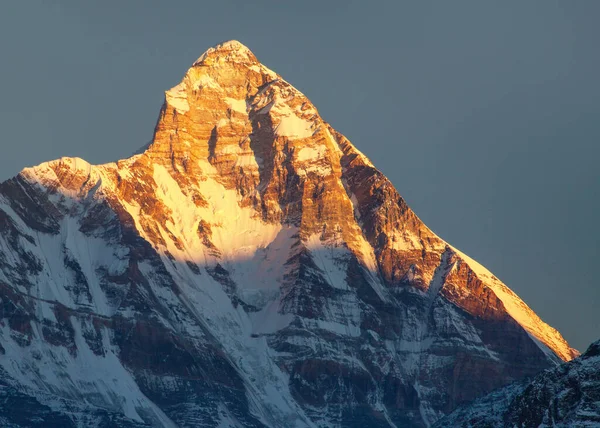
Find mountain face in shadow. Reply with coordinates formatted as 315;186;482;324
0;40;577;427
435;339;600;427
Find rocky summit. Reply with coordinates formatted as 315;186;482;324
0;40;578;427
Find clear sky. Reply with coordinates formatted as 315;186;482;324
1;1;598;351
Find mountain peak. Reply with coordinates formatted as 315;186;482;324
192;39;257;66
0;40;579;427
161;39;278;116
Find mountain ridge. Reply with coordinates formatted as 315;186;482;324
434;338;600;427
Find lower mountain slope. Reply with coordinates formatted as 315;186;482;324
435;339;600;427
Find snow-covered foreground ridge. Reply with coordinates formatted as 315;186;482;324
0;40;577;427
435;339;600;427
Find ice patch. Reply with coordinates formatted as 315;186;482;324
224;97;247;114
294;145;332;176
296;146;326;162
195;74;220;89
275;115;314;139
165;82;189;114
389;230;422;251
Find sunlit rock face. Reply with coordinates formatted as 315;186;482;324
0;40;578;427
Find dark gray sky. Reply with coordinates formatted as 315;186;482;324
1;1;598;351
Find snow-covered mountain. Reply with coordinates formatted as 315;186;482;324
435;338;600;427
0;40;578;427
